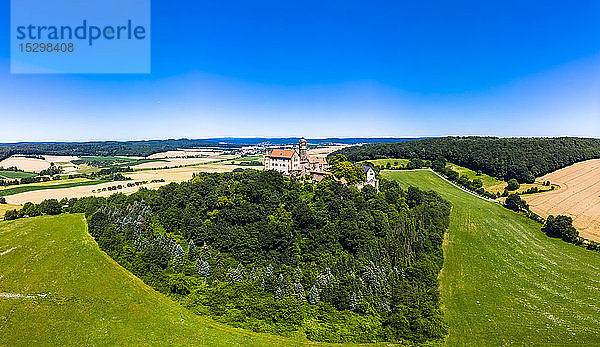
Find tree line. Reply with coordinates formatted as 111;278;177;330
333;137;600;183
0;139;237;162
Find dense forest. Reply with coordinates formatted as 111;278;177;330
6;170;451;343
333;137;600;183
0;139;232;161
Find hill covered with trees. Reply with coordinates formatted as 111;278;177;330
19;170;450;343
333;137;600;183
0;139;231;162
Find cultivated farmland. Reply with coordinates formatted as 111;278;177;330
383;170;600;345
0;156;51;172
2;164;247;204
523;159;600;242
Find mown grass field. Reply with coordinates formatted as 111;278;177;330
0;171;37;179
382;170;600;345
447;163;554;195
445;163;504;190
0;180;108;197
0;214;320;346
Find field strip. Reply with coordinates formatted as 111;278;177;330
0;180;108;197
0;247;16;256
0;292;49;299
430;170;500;203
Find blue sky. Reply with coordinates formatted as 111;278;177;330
1;0;599;141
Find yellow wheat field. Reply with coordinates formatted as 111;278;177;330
524;159;600;242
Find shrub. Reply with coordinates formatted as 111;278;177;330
506;179;520;191
543;215;578;243
505;194;528;212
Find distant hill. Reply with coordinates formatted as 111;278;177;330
205;137;429;146
0;137;428;162
0;139;231;162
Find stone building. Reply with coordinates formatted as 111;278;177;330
264;138;329;175
354;163;379;190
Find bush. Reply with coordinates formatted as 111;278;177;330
39;199;62;215
506;179;520;191
3;209;20;220
543;215;578;242
505;194;528;212
443;168;459;181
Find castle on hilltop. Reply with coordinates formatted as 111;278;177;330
264;138;329;175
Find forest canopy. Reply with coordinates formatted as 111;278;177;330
37;169;452;343
332;137;600;183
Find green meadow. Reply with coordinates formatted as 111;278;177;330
0;214;320;346
0;180;108;197
445;163;504;190
0;171;37;179
382;170;600;345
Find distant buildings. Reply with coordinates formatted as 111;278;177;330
264;138;329;175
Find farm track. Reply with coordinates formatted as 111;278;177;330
384;170;600;345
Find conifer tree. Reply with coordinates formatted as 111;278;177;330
187;239;196;259
308;285;320;305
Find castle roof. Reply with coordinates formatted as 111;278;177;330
266;149;296;159
307;155;327;164
354;163;373;174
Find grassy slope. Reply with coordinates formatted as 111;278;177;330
445;163;503;190
0;214;314;346
382;170;600;345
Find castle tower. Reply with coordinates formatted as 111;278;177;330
299;137;308;163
